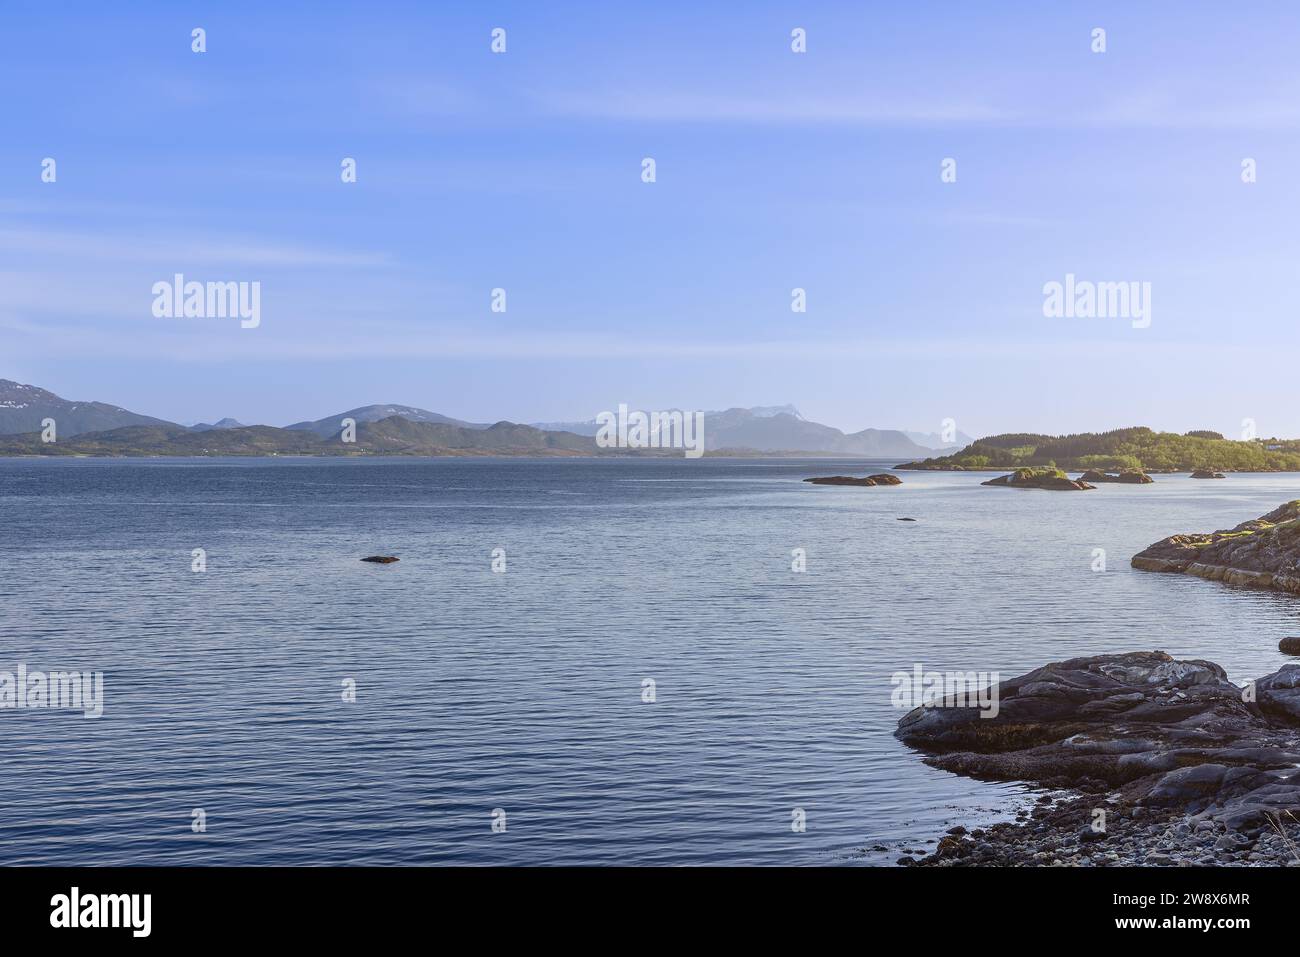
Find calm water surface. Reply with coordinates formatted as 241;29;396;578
2;456;1300;865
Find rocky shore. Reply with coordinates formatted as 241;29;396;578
1131;500;1300;595
895;651;1300;866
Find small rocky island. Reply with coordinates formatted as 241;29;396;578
980;467;1094;491
896;651;1300;866
1191;469;1227;479
1131;500;1300;594
1078;469;1154;484
803;473;902;487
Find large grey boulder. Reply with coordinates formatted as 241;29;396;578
896;650;1300;830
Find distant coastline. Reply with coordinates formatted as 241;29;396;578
895;426;1300;474
0;379;954;460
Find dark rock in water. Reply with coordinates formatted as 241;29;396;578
1078;469;1154;484
1190;469;1226;479
1280;637;1300;655
897;517;917;522
895;650;1300;837
981;467;1094;491
1131;500;1300;594
804;473;902;487
361;555;400;563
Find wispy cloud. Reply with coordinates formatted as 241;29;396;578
1079;90;1300;130
0;315;1260;364
0;228;389;268
532;88;1018;127
531;85;1300;131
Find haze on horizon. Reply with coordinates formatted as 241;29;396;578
3;1;1300;439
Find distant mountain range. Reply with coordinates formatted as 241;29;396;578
189;417;246;432
531;405;964;457
0;379;175;436
904;427;976;450
286;404;488;437
0;379;965;457
0;418;597;457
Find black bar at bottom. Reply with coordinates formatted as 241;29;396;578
0;865;1274;942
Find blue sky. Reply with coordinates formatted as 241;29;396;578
3;1;1300;437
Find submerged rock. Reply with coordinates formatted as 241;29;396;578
361;555;400;564
981;467;1095;491
1131;500;1300;594
804;473;902;487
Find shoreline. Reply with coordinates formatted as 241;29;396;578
901;794;1299;867
4;451;1300;472
895;465;1298;474
0;451;912;461
895;651;1300;868
1133;557;1300;594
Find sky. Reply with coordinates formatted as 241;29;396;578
3;1;1300;438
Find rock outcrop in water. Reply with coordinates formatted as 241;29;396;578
980;467;1094;491
361;555;400;564
1131;500;1300;594
1191;469;1226;479
803;473;902;487
1078;469;1154;484
896;651;1300;866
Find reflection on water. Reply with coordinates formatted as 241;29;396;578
1;457;1298;865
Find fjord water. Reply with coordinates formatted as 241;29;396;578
3;457;1300;866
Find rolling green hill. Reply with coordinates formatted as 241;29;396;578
896;427;1300;472
0;416;602;457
